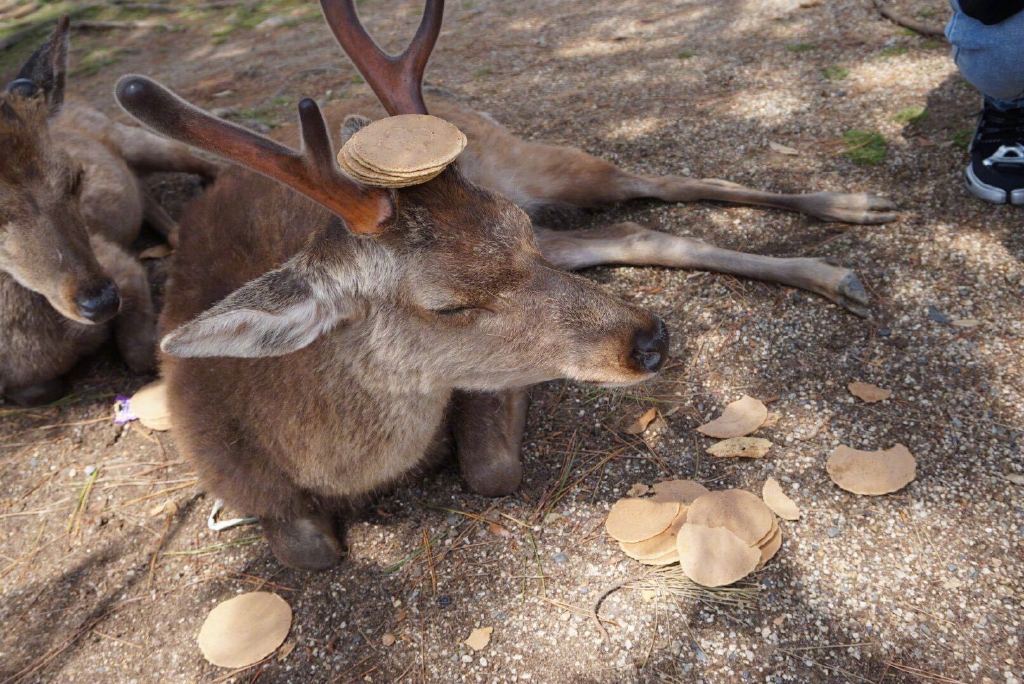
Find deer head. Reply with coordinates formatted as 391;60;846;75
116;0;668;389
0;18;121;324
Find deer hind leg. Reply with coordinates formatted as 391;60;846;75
451;389;529;497
536;223;871;317
110;121;221;181
499;141;897;225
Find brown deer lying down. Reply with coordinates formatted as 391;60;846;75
117;0;895;569
0;19;218;406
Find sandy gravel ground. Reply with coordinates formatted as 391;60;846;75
1;0;1021;682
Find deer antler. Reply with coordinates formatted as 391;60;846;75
115;76;394;235
320;0;444;116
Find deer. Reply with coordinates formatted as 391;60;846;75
0;19;219;406
115;0;896;570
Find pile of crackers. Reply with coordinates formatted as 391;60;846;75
337;114;466;188
605;480;783;587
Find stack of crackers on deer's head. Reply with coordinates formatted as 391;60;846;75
337;114;467;188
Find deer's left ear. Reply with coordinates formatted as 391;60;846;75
6;17;69;116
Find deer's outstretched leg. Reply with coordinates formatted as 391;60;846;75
536;223;870;316
451;389;529;497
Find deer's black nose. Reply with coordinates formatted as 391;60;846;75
631;317;669;373
75;280;121;323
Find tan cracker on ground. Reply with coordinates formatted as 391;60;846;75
676;523;761;588
762;477;800;520
696;395;768;438
130;379;172;431
197;592;292;669
604;498;681;543
826;444;917;495
706;436;772;459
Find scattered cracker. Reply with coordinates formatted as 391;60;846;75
464;626;493;652
605;498;681;543
762;477;800;520
826;444;916;495
848;381;892;403
677;523;761;587
197;592;292;668
696;395;768;438
706;437;772;459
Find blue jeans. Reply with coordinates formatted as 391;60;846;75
946;0;1024;109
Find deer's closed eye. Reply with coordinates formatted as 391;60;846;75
432;305;479;317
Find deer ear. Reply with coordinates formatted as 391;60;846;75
7;17;69;115
339;114;372;145
161;261;362;359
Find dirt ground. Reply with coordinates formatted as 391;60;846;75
1;0;1022;682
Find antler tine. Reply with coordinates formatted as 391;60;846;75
115;75;393;235
320;0;444;116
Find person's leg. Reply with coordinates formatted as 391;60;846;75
946;1;1024;204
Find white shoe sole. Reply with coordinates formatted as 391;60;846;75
965;164;1024;205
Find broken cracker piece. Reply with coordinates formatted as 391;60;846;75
848;381;892;403
706;437;772;459
762;477;800;520
826;444;916;495
696;395;768;438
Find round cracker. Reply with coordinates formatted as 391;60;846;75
753;517;779;547
677;523;760;587
826;444;916;496
345;114;466;173
618;508;687;559
197;592;292;668
605;498;681;543
685;489;774;546
650;479;709;504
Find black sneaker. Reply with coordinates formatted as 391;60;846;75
966;101;1024;205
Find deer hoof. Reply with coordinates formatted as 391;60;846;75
834;271;871;318
805;192;899;225
461;456;523;497
263;516;345;571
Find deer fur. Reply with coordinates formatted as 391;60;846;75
117;0;895;570
0;20;218;406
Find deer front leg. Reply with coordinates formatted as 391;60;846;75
92;238;156;373
451;388;529;497
536;223;871;317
